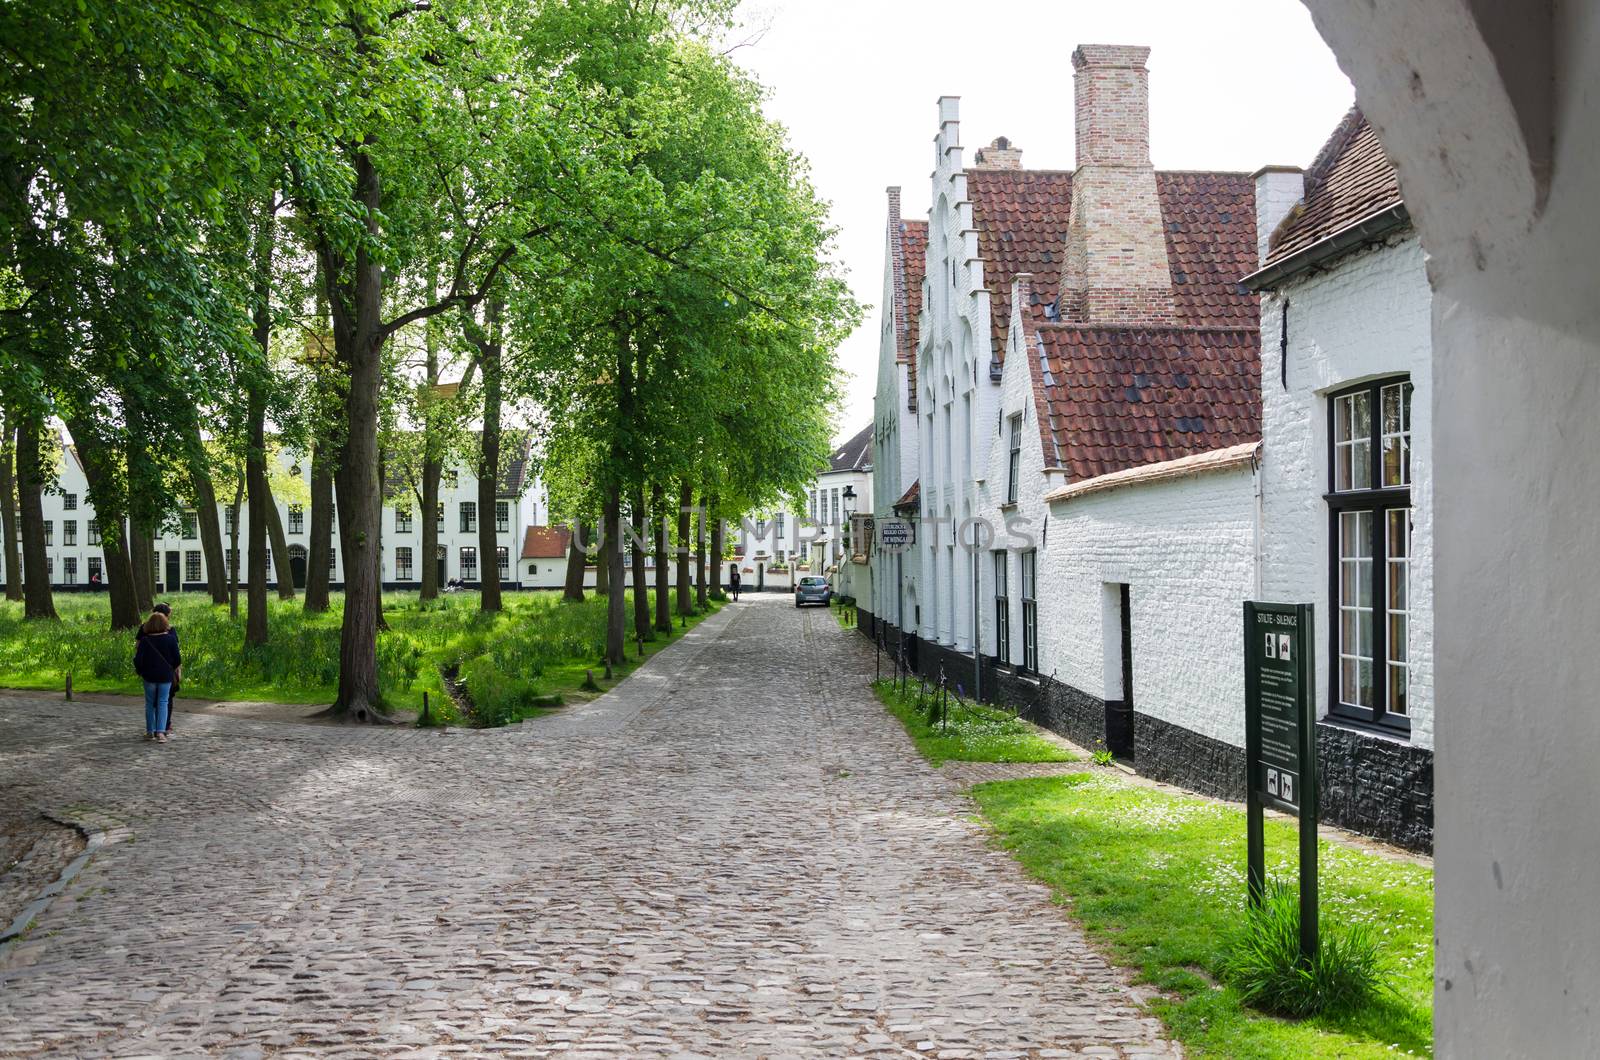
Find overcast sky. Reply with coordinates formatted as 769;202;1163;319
729;0;1355;442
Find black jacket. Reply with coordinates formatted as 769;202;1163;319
134;630;182;684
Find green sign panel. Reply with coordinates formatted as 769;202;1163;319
1243;601;1319;960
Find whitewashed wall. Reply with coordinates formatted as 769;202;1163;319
1259;234;1434;749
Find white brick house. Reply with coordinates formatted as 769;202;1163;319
1243;110;1434;849
15;436;557;593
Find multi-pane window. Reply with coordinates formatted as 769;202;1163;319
46;556;53;578
459;546;478;581
185;550;202;583
1006;414;1022;504
460;501;477;533
63;493;77;510
181;510;197;539
994;551;1011;666
43;520;52;546
1329;377;1413;729
775;512;785;541
495;501;509;533
63;520;77;546
808;490;817;521
436;503;444;530
63;557;77;584
496;546;509;579
288;504;304;534
830;489;840;528
395;547;413;581
88;519;100;545
395;507;413;533
88;556;102;582
225;506;237;534
328;547;337;572
1021;549;1038;673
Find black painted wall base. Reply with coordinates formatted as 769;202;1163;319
1315;720;1434;851
1134;712;1247;801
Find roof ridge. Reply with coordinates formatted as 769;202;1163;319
1302;105;1366;198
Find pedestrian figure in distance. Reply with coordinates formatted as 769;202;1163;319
133;610;181;744
729;566;742;602
141;602;180;735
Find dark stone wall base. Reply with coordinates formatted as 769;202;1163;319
1134;712;1247;802
1315;720;1433;851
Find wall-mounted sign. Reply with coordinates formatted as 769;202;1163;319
1243;601;1319;960
879;518;914;549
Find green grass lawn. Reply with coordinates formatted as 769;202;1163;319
972;772;1434;1058
872;678;1077;765
0;590;721;726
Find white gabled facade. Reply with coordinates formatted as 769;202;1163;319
916;96;1003;656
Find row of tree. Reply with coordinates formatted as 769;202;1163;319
0;0;857;719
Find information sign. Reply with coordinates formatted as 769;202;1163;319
1243;601;1319;960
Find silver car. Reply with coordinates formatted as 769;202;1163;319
794;575;832;608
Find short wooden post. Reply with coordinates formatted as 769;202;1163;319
421;690;430;726
65;672;73;702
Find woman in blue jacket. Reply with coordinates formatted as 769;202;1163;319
133;611;181;743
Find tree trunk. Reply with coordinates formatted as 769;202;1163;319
330;319;384;717
245;378;270;646
64;420;139;630
561;520;585;602
470;290;505;613
709;494;724;600
264;488;295;600
15;415;56;620
304;445;334;612
694;492;708;610
419;451;441;601
675;481;692;615
631;486;651;643
0;420;21;602
374;451;388;633
603;486;625;666
129;522;154;614
653;484;670;634
595;524;610;596
228;474;242;619
189;439;229;604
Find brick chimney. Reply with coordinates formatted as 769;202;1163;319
973;136;1023;169
1059;44;1175;326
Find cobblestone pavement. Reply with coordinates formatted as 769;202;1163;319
0;595;1175;1058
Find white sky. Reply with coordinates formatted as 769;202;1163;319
729;0;1355;442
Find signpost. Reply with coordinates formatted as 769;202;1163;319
879;518;914;550
1243;601;1319;962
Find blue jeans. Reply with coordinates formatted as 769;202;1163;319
143;681;171;735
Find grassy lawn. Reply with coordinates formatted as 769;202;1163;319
972;772;1434;1058
871;678;1077;765
0;590;722;726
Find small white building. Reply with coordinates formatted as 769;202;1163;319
1242;110;1434;850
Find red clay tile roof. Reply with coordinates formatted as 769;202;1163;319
968;168;1258;367
1263;109;1402;269
1034;325;1261;480
520;524;571;560
1156;172;1260;326
967;169;1074;363
892;479;920;512
901;220;927;411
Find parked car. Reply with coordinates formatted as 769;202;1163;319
794;575;832;608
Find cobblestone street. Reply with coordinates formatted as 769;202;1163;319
0;595;1173;1058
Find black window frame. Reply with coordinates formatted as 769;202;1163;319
395;546;413;581
1020;549;1038;673
459;545;478;581
1006;414;1022;505
993;550;1010;666
88;519;100;545
1325;375;1413;735
63;556;77;583
63;493;77;511
395;506;413;534
496;545;509;578
495;500;509;533
287;504;304;534
460;501;477;534
63;519;76;546
181;510;197;540
185;550;202;583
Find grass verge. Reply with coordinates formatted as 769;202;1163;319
0;591;722;726
971;772;1433;1058
871;678;1076;765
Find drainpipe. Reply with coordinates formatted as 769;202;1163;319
1252;445;1263;599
